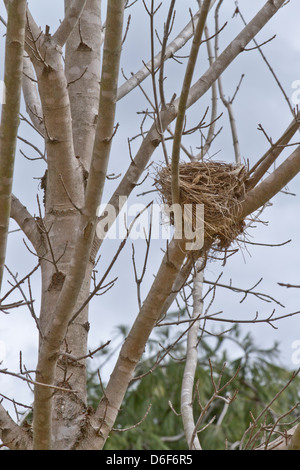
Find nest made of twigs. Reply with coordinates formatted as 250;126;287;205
154;160;249;250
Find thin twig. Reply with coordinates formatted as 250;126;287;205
0;368;79;394
112;403;152;432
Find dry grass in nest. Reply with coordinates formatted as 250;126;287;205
154;160;249;250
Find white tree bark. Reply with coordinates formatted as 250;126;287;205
10;194;43;253
65;0;103;170
0;0;27;292
53;0;88;48
32;0;126;449
22;56;45;136
240;144;300;219
0;403;32;450
181;260;204;450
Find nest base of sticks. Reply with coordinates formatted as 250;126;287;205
154;160;249;253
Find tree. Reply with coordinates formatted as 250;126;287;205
0;0;300;450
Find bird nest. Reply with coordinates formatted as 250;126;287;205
154;160;249;250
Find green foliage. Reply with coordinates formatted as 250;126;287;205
87;322;300;450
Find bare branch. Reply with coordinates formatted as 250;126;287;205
22;55;45;135
0;368;79;394
203;276;285;307
0;300;33;313
194;24;218;160
68;202;152;326
156;257;194;323
145;0;170;165
181;259;204;450
246;111;300;190
59;341;111;363
215;1;242;165
190;361;239;449
0;403;32;450
235;2;294;115
79;237;189;449
278;282;300;289
112;403;152;432
52;0;88;47
158;0;176;111
95;0;289;258
240;368;300;449
254;423;299;450
10;195;43;253
17;134;45;161
239;144;300;220
0;0;27;292
171;0;212;204
131;208;152;309
203;309;300;330
117;0;218;101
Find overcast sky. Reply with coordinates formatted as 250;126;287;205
1;0;300;419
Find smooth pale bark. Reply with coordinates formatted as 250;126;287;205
0;0;27;292
246;112;300;190
239;144;300;219
158;257;194;321
22;56;45;136
35;54;84;212
23;4;84;212
7;0;96;450
65;0;103;171
32;0;103;450
28;10;88;448
181;260;204;450
39;259;94;450
53;0;88;47
10;194;43;253
19;1;101;447
0;403;32;450
32;0;126;450
288;423;300;450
